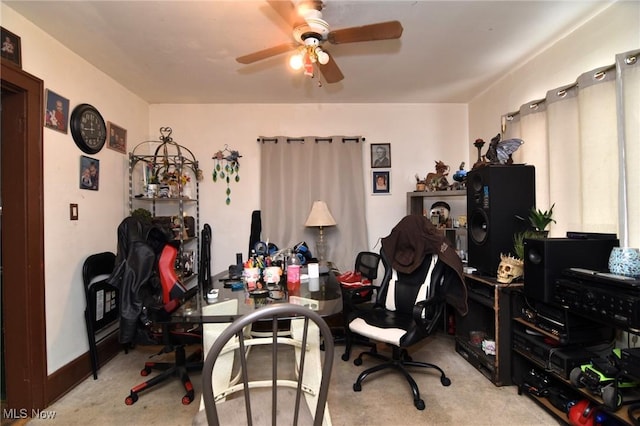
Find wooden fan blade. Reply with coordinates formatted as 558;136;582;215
266;0;305;27
236;43;298;64
318;51;344;84
328;20;403;44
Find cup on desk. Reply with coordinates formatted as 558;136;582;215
243;267;260;290
308;277;320;292
263;266;282;284
307;262;320;279
287;264;301;283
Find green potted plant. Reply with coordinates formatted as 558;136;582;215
516;203;556;238
131;208;152;223
518;203;556;237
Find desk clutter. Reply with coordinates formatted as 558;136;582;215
225;241;323;300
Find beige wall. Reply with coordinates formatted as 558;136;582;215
149;103;469;274
1;5;149;374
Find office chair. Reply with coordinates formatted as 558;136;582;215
82;251;119;379
196;303;334;426
124;241;203;406
108;217;203;405
340;251;381;361
345;247;457;410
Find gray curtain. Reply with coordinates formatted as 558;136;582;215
259;136;368;272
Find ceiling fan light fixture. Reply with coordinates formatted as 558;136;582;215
289;50;304;70
315;47;330;65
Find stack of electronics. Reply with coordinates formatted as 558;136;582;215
520;368;580;413
554;267;640;330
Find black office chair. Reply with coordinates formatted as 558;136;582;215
196;303;334;426
340;251;381;361
82;251;119;379
345;247;458;410
107;217;203;405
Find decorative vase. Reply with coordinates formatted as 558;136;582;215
608;247;640;278
145;183;158;198
158;184;170;198
182;184;193;199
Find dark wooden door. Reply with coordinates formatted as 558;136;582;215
1;60;47;410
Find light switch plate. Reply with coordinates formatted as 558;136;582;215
70;204;78;220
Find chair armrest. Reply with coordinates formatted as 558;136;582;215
412;299;443;334
340;284;376;311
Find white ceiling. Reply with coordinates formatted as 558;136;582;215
5;1;611;104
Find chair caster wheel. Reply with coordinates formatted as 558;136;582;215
353;383;362;392
414;399;425;410
182;394;194;405
354;358;363;366
441;376;451;386
140;367;151;376
125;393;138;405
341;353;350;361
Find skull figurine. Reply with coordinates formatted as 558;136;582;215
496;254;524;283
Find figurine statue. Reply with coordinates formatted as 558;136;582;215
426;161;450;191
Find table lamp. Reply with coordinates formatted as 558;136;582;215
304;201;337;264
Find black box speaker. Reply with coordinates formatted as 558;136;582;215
523;237;619;303
466;165;536;276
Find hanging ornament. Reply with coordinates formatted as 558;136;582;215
212;145;242;204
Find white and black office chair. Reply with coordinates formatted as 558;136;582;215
345;248;455;410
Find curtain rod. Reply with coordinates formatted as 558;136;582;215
257;136;365;144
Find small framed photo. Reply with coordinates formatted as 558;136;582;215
372;170;390;194
1;27;22;68
107;121;127;154
44;89;70;133
80;155;100;190
371;143;391;168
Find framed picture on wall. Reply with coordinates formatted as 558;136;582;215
44;89;70;134
1;26;22;68
107;121;127;154
371;143;391;168
372;170;390;194
80;155;100;190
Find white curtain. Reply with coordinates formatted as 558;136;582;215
501;49;639;246
577;65;619;235
519;99;549;213
616;50;640;247
259;136;368;272
546;84;581;236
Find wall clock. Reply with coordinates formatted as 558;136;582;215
70;103;107;154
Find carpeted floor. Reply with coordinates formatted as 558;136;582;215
25;332;558;425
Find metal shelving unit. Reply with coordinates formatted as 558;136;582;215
128;127;200;283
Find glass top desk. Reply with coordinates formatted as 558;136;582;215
175;267;343;324
177;268;340;426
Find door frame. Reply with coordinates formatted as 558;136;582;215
1;59;47;410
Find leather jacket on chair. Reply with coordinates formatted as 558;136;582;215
107;216;171;345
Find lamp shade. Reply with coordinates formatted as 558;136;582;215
304;201;337;227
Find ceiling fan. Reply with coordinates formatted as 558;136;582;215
236;0;403;84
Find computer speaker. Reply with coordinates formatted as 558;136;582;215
466;165;536;276
523;236;619;303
